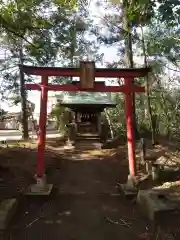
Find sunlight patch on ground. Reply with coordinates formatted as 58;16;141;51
70;149;117;161
0;140;37;149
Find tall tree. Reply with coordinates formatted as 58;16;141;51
134;1;180;141
0;0;81;139
92;0;155;139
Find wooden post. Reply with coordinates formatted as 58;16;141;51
124;78;136;177
37;75;48;177
97;112;101;134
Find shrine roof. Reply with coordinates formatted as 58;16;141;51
56;92;116;107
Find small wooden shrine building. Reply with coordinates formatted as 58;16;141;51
58;80;116;142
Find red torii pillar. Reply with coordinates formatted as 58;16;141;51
21;63;150;194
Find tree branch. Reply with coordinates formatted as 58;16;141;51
0;16;36;48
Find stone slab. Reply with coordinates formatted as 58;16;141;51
119;184;138;199
137;189;177;222
0;198;18;230
25;184;53;196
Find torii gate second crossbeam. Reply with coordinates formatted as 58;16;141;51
21;61;150;195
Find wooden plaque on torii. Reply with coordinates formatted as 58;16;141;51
80;61;95;89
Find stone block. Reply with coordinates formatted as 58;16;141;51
119;183;138;199
137;190;177;222
25;174;53;196
25;184;53;196
0;198;18;230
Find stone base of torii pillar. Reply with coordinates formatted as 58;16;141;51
119;175;138;199
25;174;53;196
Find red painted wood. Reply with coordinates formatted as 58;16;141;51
25;83;145;93
21;63;150;180
36;75;48;177
124;78;136;177
21;65;150;78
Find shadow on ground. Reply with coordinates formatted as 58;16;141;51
0;139;180;239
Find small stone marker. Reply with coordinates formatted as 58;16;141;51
139;138;146;165
137;190;177;222
0;198;17;230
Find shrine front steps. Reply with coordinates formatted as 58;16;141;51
75;138;102;150
76;133;100;140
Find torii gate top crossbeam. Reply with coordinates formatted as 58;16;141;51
20;65;151;78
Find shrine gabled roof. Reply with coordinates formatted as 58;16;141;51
56;92;116;107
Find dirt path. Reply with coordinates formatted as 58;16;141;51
1;147;150;240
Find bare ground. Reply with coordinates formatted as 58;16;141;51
0;139;180;239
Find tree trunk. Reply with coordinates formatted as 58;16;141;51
70;24;76;68
122;1;138;139
19;46;29;140
154;75;172;139
70;22;76;96
104;109;114;139
140;26;156;145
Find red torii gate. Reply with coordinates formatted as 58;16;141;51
21;62;150;195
